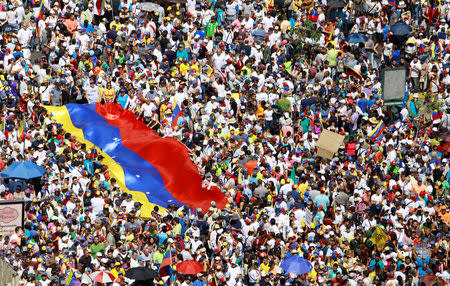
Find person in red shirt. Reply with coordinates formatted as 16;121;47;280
330;272;344;286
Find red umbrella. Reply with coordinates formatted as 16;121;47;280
441;142;450;152
176;260;204;275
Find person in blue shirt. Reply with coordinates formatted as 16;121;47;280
243;185;252;199
84;159;94;175
357;96;370;113
176;109;190;126
116;88;129;108
410;96;419;117
416;255;431;276
216;6;225;26
193;29;205;39
390;45;401;64
157;225;168;246
193;274;207;286
313;188;330;211
81;20;95;34
176;45;189;61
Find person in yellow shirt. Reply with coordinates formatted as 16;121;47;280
110;17;121;31
111;262;125;278
231;88;240;100
297;182;309;195
308;263;320;279
217;126;227;139
259;256;270;274
101;82;115;102
179;59;190;76
190;59;199;74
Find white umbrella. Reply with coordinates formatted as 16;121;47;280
137;2;161;12
90;270;115;283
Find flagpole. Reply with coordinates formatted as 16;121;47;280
21;117;27;159
1;115;5;147
168;245;175;282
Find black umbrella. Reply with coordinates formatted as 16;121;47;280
390;22;412;36
125;267;158;281
328;0;346;9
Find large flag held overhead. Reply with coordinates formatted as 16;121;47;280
44;103;227;217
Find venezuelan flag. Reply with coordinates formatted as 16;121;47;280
308;9;319;22
36;0;45;24
159;250;174;278
432;110;443;121
344;65;363;80
19;118;26;139
368;121;386;142
171;101;181;128
44;103;227;217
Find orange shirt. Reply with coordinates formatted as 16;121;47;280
244;160;258;175
441;212;450;223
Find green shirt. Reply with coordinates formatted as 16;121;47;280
278;98;291;112
153;251;164;264
327;49;338;66
300;118;310;133
442;180;449;191
206;21;218;38
90;243;105;258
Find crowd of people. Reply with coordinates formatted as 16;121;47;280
0;0;449;284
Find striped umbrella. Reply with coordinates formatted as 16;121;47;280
90;271;115;283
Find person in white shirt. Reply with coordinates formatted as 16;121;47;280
409;56;422;92
33;144;46;165
85;80;99;104
212;48;227;70
17;23;32;48
190;235;203;253
91;193;106;214
120;194;135;212
263;105;274;130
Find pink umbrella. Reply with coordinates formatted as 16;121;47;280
90;270;115;283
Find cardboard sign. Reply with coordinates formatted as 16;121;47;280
316;130;345;159
305;209;313;226
0;201;24;237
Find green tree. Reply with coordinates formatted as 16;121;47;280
289;20;321;61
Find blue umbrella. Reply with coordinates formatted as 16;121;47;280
1;161;46;180
280;256;313;275
390;22;411;36
346;33;368;44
